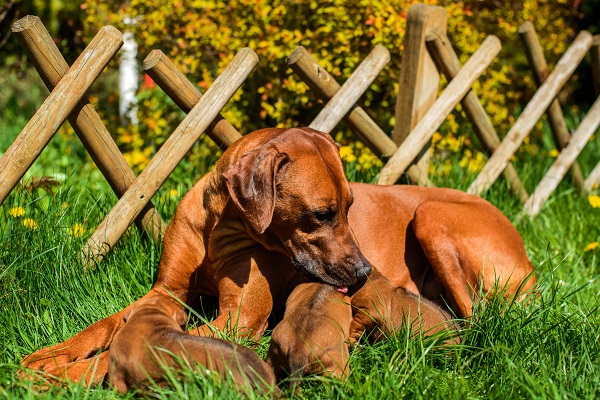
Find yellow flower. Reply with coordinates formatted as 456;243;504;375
548;149;559;158
9;207;25;217
585;242;599;252
588;195;600;208
22;218;38;230
69;223;86;238
339;145;357;163
169;189;178;197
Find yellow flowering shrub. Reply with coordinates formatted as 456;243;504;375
81;0;580;175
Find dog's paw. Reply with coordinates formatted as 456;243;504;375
21;350;72;372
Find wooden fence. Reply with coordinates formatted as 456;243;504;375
1;4;600;265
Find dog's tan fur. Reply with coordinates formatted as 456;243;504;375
349;269;458;344
22;127;535;382
107;292;275;393
266;277;352;383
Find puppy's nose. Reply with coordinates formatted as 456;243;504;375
356;262;372;280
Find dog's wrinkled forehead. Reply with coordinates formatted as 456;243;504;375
274;129;351;203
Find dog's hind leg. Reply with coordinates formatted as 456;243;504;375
413;200;535;318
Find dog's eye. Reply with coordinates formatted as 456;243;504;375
313;208;336;222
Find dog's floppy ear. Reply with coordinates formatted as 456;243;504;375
223;145;288;234
173;307;187;330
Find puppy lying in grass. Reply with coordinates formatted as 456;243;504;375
108;292;276;394
350;269;459;344
266;278;353;384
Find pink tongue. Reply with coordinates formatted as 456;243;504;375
337;286;349;293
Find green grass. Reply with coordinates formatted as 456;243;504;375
1;106;600;398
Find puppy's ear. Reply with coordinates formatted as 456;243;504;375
123;304;138;323
173;307;187;330
223;146;288;234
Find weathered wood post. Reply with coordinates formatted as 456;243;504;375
287;47;433;186
10;15;166;241
519;21;585;193
392;4;447;183
590;35;600;97
309;46;390;134
83;48;258;263
467;31;593;195
584;35;600;193
426;29;529;203
378;35;501;185
144;50;242;148
0;24;123;205
288;47;397;157
524;97;600;217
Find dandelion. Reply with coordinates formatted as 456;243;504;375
69;223;86;237
548;149;559;157
588;195;600;208
169;189;178;197
22;218;38;230
339;146;357;163
584;242;599;252
9;207;25;217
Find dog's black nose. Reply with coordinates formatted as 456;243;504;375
356;262;372;280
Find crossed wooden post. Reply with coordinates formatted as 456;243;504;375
378;35;502;184
0;16;259;263
288;46;433;187
2;16;167;241
467;31;594;196
425;29;529;202
519;21;586;193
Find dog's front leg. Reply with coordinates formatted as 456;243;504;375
193;252;290;340
21;288;166;377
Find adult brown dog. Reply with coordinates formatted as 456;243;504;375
266;277;352;384
22;127;535;381
349;268;458;344
108;293;276;393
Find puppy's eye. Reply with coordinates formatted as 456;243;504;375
313;209;336;222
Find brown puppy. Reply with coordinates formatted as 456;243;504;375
23;127;535;382
108;292;276;393
266;277;352;384
349;269;458;344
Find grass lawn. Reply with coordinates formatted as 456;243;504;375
1;108;600;399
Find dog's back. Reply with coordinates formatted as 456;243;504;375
267;280;352;384
350;269;459;344
108;295;275;393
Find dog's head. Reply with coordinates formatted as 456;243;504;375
223;127;372;289
123;294;187;331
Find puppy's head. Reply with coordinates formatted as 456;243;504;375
224;128;371;289
123;295;187;331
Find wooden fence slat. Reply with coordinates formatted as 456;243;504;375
467;31;593;195
426;30;529;203
378;35;501;185
591;35;600;97
11;15;166;241
584;162;600;192
519;21;585;193
287;46;433;187
309;45;391;134
82;48;258;262
143;50;242;148
524;96;600;217
393;4;447;179
0;25;123;205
